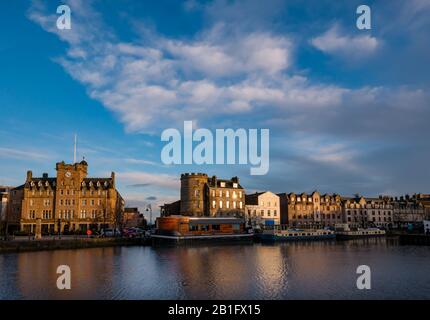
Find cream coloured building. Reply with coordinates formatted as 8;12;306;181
245;191;280;225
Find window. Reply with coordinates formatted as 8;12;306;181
267;210;271;217
91;200;95;206
226;191;230;198
212;190;215;197
261;210;264;215
212;200;216;209
274;210;277;216
212;225;220;231
220;182;226;187
219;201;223;209
233;201;236;209
199;225;209;231
239;192;242;198
226;201;230;209
219;190;222;197
233;183;238;188
189;225;198;231
82;200;86;205
239;201;243;209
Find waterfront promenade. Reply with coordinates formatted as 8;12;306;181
0;236;148;253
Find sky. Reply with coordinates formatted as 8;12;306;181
0;0;429;218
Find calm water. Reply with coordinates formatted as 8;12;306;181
0;238;430;300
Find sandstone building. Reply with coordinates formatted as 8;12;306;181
6;161;124;234
161;173;245;217
278;191;343;228
245;191;280;225
392;194;428;228
342;195;393;229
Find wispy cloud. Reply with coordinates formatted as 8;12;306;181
0;147;52;161
117;171;180;190
311;25;379;58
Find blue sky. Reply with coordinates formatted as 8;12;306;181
1;0;429;217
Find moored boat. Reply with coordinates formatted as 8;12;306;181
334;223;386;240
259;227;336;242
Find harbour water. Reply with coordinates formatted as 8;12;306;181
0;238;429;300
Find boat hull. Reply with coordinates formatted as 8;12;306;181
259;233;336;242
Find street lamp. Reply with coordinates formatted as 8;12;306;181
145;204;152;229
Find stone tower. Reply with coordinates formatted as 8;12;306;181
180;173;208;216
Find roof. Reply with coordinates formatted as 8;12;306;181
188;217;245;225
207;178;243;189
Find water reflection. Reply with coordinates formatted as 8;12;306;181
0;239;429;300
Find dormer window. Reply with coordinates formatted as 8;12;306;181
220;182;226;188
82;181;86;187
38;181;42;187
89;181;93;187
30;181;35;187
233;183;238;188
104;181;108;187
97;181;101;187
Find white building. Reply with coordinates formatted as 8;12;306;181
0;187;11;222
245;191;280;225
424;220;430;234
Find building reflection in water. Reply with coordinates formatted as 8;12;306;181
16;247;116;299
1;238;428;299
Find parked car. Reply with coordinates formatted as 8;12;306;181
122;228;142;238
100;228;121;237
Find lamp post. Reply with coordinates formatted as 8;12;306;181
58;218;62;239
145;204;152;229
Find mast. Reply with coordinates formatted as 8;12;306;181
74;134;77;163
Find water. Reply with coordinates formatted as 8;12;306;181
0;238;429;300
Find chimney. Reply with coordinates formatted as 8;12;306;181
42;173;48;179
232;176;239;183
26;170;33;182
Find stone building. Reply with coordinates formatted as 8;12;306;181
6;161;124;234
245;191;280;225
278;191;342;228
392;194;427;228
123;207;146;228
342;195;393;229
0;186;12;235
161;173;245;218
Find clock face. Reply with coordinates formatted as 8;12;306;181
65;171;72;178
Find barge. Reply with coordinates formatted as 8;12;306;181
153;216;253;244
334;224;386;240
258;227;335;242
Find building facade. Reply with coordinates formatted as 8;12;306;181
123;207;146;228
6;161;124;234
392;195;426;228
278;191;342;228
342;196;393;229
161;173;245;218
0;186;11;235
245;191;280;225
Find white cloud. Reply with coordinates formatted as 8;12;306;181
311;25;379;58
117;171;180;190
0;147;52;161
